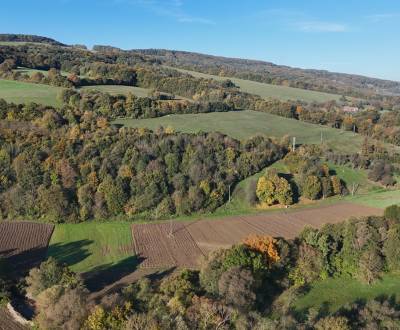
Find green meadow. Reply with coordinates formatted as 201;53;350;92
114;110;364;153
0;79;63;107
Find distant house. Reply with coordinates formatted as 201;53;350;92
343;106;360;113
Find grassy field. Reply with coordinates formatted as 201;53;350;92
294;273;400;313
347;189;400;209
80;85;151;97
47;222;134;273
167;66;342;103
114;110;364;154
0;79;63;107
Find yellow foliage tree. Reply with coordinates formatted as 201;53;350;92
243;235;280;267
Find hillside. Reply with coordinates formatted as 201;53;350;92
0;34;66;46
169;66;342;102
128;48;400;97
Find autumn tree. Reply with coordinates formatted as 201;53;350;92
243;235;280;267
256;171;293;206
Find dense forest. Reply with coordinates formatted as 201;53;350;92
0;100;287;222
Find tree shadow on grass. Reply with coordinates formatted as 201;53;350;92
47;240;93;268
83;255;144;292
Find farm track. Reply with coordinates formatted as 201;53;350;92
0;222;54;274
132;202;382;267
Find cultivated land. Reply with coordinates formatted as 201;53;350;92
114;110;365;153
132;203;382;267
0;222;54;274
132;222;204;268
168;66;343;103
0;79;63;107
294;273;400;313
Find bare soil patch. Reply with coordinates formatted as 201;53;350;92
133;203;382;266
0;222;54;274
132;222;204;268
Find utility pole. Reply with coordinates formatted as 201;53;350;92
320;131;323;144
292;137;296;152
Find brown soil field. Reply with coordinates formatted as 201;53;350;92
132;222;204;268
0;222;54;274
133;202;382;266
0;308;27;330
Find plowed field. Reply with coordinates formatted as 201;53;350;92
0;222;54;273
132;222;204;268
132;203;382;267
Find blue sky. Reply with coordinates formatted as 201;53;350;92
2;0;400;80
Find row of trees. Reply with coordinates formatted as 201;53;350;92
60;89;235;119
9;206;400;329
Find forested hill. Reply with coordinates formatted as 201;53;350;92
2;33;400;97
0;34;66;46
126;48;400;97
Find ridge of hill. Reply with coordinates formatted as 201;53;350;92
127;48;400;97
0;34;66;46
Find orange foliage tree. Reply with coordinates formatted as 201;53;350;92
243;235;280;267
